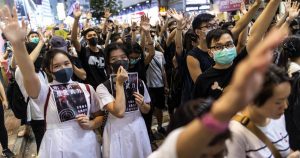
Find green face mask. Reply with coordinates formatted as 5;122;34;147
213;47;237;65
31;37;39;44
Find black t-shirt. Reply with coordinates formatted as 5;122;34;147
79;46;107;89
71;56;84;82
192;48;248;100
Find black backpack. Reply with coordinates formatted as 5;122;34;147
7;78;29;119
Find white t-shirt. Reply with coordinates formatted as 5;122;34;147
146;51;166;88
288;62;300;77
96;80;151;111
226;115;290;158
148;128;183;158
33;79;102;158
15;68;48;121
96;80;152;158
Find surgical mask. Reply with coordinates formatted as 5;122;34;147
205;29;211;36
111;60;129;73
53;68;73;83
129;58;141;65
88;37;98;46
213;47;237;65
31;37;39;44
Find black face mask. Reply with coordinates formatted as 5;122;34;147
88;37;98;46
111;60;129;73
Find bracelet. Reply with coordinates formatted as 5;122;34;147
199;113;229;134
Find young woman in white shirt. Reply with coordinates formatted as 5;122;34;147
0;6;104;158
96;43;152;158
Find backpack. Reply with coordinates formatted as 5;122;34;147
7;71;46;119
99;79;145;136
7;78;29;119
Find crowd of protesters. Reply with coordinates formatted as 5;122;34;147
1;0;300;157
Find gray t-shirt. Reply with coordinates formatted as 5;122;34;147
146;51;166;88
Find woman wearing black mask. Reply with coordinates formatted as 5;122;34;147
96;43;152;158
0;6;103;157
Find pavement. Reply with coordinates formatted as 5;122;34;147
0;110;28;158
1;110;170;158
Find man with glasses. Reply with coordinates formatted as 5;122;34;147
192;29;246;100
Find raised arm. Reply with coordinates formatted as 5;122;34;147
71;6;82;52
104;67;128;118
231;0;261;40
175;28;287;158
279;1;300;33
141;14;155;66
0;6;40;98
29;32;45;62
247;0;282;52
168;9;185;56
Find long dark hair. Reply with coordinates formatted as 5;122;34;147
42;49;72;73
104;42;129;74
277;36;300;69
253;65;290;107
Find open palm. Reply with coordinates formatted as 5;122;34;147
0;6;27;43
288;1;300;20
141;14;150;32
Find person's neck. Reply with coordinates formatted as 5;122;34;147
213;63;232;69
89;45;98;52
243;106;269;127
197;40;208;52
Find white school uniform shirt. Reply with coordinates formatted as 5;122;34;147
32;78;101;158
15;67;48;121
148;128;183;158
226;115;290;158
96;80;152;158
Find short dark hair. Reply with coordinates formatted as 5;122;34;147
27;31;39;38
104;43;129;74
192;13;215;30
183;29;198;52
206;28;233;48
81;28;96;38
254;65;290;107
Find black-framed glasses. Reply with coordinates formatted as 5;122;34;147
200;23;218;30
210;42;235;51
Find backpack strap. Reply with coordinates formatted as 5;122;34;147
44;87;51;128
85;84;91;104
232;115;282;158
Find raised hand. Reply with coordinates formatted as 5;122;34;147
86;12;92;20
240;1;247;15
73;4;82;19
287;1;300;21
167;8;184;23
104;8;112;19
116;66;128;84
229;28;287;108
0;6;27;44
140;14;150;32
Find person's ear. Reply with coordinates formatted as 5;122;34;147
208;49;214;58
195;29;202;37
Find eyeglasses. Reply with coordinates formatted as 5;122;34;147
200;23;218;30
210;42;235;51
